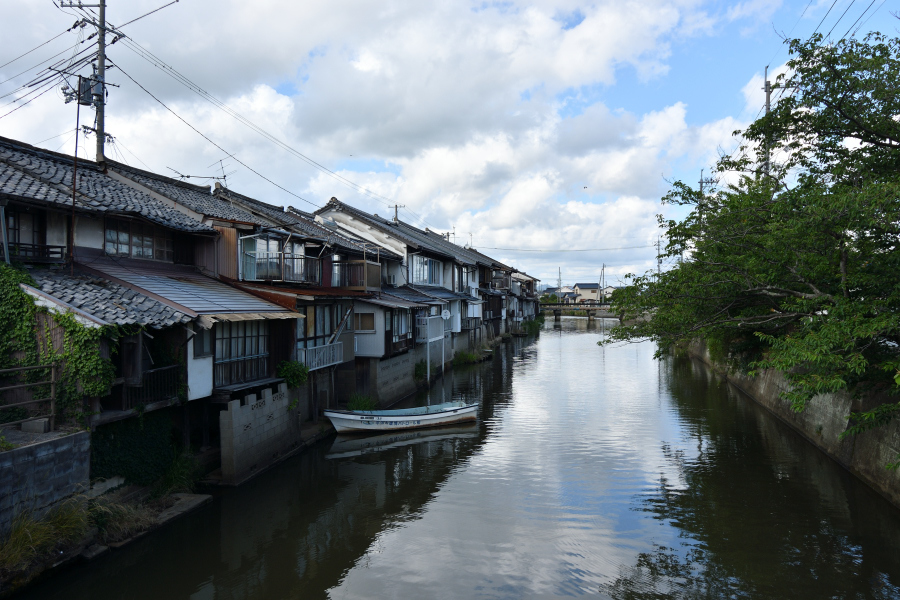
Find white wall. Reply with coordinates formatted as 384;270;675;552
74;215;103;249
354;303;385;357
186;331;213;400
46;212;67;247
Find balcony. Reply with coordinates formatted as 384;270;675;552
416;315;445;343
123;364;183;410
461;316;481;330
492;275;511;289
0;242;66;263
333;260;381;292
388;334;412;356
298;342;344;371
241;252;321;284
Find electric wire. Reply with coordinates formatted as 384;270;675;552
35;128;76;145
841;0;878;39
0;23;79;71
0;81;60;120
116;1;180;29
115;37;402;210
474;244;656;253
825;0;858;40
113;61;319;209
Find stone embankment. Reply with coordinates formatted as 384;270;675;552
688;341;900;509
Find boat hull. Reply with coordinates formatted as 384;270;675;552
324;403;478;434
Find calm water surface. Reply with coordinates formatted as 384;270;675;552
20;319;900;599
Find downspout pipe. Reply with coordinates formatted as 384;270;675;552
0;198;9;265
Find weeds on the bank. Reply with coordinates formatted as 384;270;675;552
88;499;156;545
0;498;89;573
453;351;482;366
347;393;377;411
152;450;199;497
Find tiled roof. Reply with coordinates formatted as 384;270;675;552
29;269;192;329
214;185;303;227
575;283;599;289
0;137;214;234
109;162;266;225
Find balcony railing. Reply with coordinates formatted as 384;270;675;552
297;342;344;371
492;275;511;289
241;252;321;284
333;260;381;292
388;335;411;356
416;315;445;343
214;355;269;388
0;242;66;263
123;364;182;409
461;316;481;330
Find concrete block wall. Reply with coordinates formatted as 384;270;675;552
0;431;90;537
689;341;900;509
219;383;301;485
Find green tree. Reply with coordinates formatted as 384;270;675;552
609;33;900;432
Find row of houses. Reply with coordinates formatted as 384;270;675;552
0;135;539;486
542;283;616;304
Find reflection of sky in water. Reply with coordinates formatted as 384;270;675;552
19;318;900;600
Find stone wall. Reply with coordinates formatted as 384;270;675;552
219;383;301;485
371;335;458;405
689;341;900;508
0;431;90;537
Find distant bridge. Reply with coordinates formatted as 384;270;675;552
540;303;618;320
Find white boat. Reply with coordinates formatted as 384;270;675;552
324;401;478;434
327;424;479;459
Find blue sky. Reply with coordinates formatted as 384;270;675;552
0;0;895;284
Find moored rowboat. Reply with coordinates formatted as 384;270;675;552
324;401;478;434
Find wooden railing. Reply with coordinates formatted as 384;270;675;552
388;335;411;356
123;364;182;409
214;355;269;388
0;243;66;263
0;364;56;429
461;316;481;330
298;342;344;371
241;252;322;284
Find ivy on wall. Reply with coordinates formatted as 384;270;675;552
0;264;117;424
90;409;175;485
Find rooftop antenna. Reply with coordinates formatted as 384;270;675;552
452;227;456;244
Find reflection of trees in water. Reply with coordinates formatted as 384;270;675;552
602;356;900;600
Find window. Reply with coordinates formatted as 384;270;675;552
213;320;269;387
355;312;375;331
7;210;45;246
412;255;441;286
193;327;213;358
105;218;174;261
297;303;350;349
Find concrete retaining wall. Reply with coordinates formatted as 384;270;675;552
689;342;900;509
0;431;90;537
219;383;301;485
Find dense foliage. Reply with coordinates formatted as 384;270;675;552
609;34;900;433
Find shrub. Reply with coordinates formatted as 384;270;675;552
277;360;310;390
347;393;377;411
152;449;199;497
414;360;427;381
453;351;482;366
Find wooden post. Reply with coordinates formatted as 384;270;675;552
49;364;56;431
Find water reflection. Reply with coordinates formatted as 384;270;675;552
18;320;900;600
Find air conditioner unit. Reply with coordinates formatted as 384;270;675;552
387;274;396;286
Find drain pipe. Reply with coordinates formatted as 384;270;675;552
0;197;8;265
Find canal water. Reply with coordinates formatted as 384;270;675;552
20;318;900;599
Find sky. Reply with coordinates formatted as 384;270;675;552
0;0;895;286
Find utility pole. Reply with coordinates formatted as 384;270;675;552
95;0;106;163
391;204;405;222
763;65;771;177
656;236;661;279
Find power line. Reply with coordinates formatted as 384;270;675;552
475;244;656;252
117;39;398;210
0;22;80;71
116;0;180;29
841;0;877;39
113;61;319;208
811;0;840;37
847;0;886;37
825;0;858;40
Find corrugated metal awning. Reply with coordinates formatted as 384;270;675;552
359;295;427;309
196;311;303;330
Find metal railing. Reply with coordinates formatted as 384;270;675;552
298;342;344;371
0;243;66;262
333;260;381;291
123;364;182;409
241;252;322;284
214;355;269;388
0;364;56;429
461;316;481;330
416;315;445;343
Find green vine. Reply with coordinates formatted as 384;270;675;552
277;360;309;390
0;264;117;426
